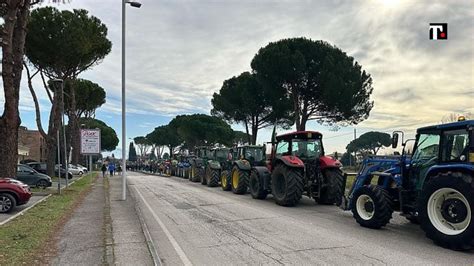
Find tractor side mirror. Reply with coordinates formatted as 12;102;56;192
392;132;399;148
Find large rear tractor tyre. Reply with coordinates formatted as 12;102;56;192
250;170;268;200
191;165;200;182
221;170;231;191
200;168;208;185
318;168;345;205
352;185;393;229
207;168;220;187
271;164;304;207
418;172;474;250
231;166;249;195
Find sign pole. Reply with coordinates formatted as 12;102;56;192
57;130;61;195
89;155;92;172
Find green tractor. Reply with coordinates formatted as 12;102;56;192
201;148;230;187
221;145;266;195
189;146;213;182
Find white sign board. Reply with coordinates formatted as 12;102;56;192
80;129;101;154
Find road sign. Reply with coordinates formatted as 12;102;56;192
80;129;101;154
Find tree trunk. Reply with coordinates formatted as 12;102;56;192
293;93;302;131
251;122;258;145
69;80;81;164
244;118;251;144
0;1;30;178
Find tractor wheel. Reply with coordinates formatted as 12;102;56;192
207;169;220;187
231;166;249;195
418;172;474;250
221;170;231;191
318;168;345;205
200;168;208;185
352;185;393;229
191;165;200;182
249;170;268;200
271;164;304;207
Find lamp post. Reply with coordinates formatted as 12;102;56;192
122;0;141;200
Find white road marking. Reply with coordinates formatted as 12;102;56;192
134;186;193;266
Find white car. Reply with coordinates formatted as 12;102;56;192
75;164;88;173
56;164;83;176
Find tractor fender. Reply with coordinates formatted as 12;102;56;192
207;160;222;170
278;156;304;168
319;156;342;170
423;164;474;187
234;160;252;171
253;166;271;191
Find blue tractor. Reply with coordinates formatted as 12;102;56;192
342;118;474;250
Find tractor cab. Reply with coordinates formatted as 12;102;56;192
393;119;473;194
195;146;213;161
235;145;266;166
271;131;324;169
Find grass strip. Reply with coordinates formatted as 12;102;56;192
0;172;98;265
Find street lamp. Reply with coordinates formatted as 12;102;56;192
122;0;141;200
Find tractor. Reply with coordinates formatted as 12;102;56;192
341;118;474;250
221;145;266;194
201;148;230;187
250;131;345;206
189;146;213;182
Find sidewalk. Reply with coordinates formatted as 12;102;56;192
51;175;153;265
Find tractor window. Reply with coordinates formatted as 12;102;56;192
411;133;440;163
276;141;290;156
215;150;228;160
291;139;322;158
245;148;264;162
441;129;469;162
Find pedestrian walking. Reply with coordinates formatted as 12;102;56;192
108;163;116;176
101;164;107;178
117;165;122;175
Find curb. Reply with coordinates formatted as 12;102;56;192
129;184;162;266
0;194;52;226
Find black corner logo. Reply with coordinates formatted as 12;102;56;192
429;23;447;40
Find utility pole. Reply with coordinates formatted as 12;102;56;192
353;128;357;165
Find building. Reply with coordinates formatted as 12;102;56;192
18;144;30;163
18;126;47;162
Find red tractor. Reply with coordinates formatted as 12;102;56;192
249;131;345;207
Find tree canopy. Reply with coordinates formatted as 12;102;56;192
26;7;112;79
169;114;234;148
146;125;181;155
211;72;292;144
346;131;391;155
78;118;119;152
64;79;106;118
134;136;152;156
251;37;373;130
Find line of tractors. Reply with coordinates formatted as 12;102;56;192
160;118;474;251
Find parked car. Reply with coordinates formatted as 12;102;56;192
16;164;52;189
75;164;88;173
27;162;73;179
0;178;32;213
68;164;84;176
55;164;83;176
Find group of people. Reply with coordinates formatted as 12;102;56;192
101;162;122;177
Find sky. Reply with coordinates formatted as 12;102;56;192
2;0;473;158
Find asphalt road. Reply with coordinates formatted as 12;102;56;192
128;172;474;265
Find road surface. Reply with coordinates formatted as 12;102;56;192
128;172;473;265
